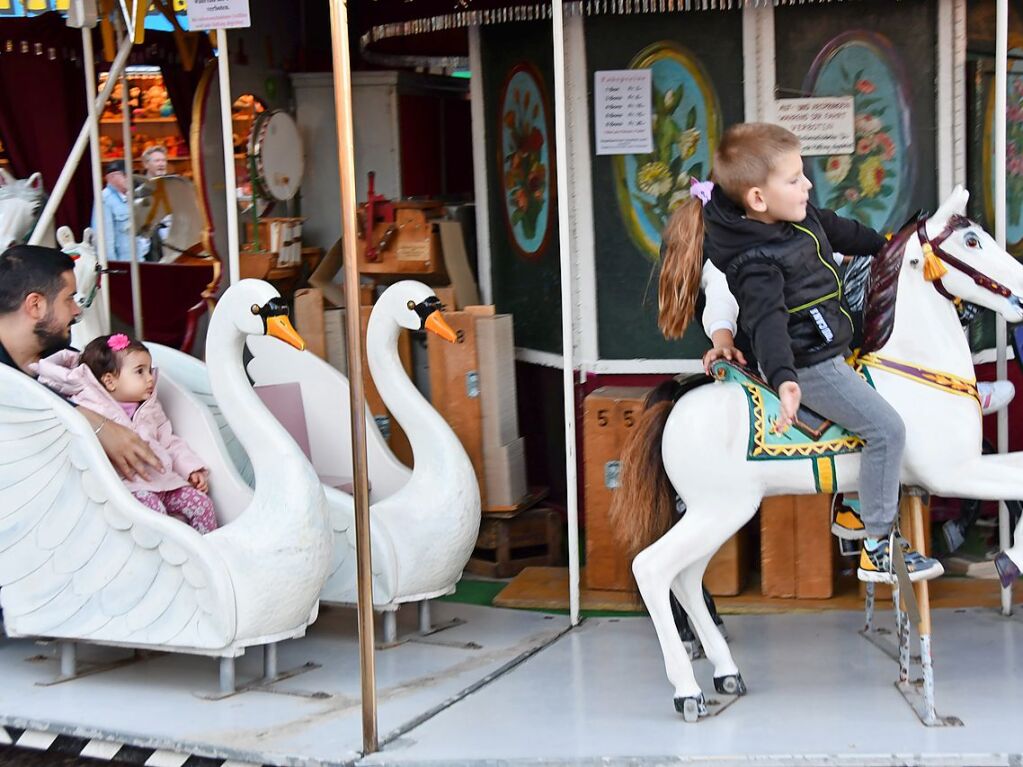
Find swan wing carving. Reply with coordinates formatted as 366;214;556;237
0;367;236;650
148;344;254;486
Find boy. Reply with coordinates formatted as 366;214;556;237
702;123;941;583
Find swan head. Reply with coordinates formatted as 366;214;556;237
377;280;457;342
219;279;307;350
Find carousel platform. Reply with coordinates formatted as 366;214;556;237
0;599;1021;766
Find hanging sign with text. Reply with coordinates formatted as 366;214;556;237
186;0;250;30
595;69;653;156
774;97;855;156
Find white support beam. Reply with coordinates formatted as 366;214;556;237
468;25;494;306
742;3;776;122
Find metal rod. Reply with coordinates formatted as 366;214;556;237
995;0;1012;617
216;29;241;287
263;642;278;680
81;25;111;335
119;28;142;341
328;0;378;753
863;581;875;632
418;600;432;635
552;0;582;627
919;633;937;724
219;656;235;695
59;641;77;678
383;610;397;646
29;34;133;245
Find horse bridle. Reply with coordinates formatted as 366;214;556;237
917;214;1017;305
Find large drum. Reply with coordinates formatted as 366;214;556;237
248;110;304;203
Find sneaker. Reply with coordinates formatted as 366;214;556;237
979;380;1015;416
857;537;945;583
831;494;867;540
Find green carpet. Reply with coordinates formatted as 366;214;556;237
437;579;508;606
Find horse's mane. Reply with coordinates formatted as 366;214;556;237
859;214;919;355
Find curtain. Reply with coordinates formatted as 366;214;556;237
0;13;91;234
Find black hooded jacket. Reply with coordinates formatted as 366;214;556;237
703;186;885;389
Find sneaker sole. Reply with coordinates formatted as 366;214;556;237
831;522;868;540
857;562;945;583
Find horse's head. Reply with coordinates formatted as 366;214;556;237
0;171;46;251
913;185;1023;323
57;226;101;310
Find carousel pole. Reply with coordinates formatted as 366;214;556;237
29;34;133;245
327;0;378;753
81;20;111;334
117;24;143;340
994;0;1012;616
551;0;581;625
216;29;242;286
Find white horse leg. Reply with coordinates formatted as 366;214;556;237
677;555;745;695
633;497;756;720
669;574;702;660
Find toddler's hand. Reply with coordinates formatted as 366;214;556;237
776;381;801;433
702;345;747;375
189;470;209;494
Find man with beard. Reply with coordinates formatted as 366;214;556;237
0;244;162;480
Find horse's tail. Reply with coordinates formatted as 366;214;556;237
609;374;711;559
658;197;705;340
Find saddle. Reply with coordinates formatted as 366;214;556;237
709;360;867;463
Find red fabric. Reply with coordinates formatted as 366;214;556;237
0;13;91;233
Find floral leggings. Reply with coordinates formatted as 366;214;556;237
133;486;218;534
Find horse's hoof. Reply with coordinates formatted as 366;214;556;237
683;639;705;660
994;552;1021;589
673;693;708;722
714;673;747;696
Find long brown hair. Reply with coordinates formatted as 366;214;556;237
657;197;704;340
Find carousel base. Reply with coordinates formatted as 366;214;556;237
0;602;1021;766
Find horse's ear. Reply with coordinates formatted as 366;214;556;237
26;172;43;190
932;185;970;228
56;226;74;248
0;167;14;186
83;227;94;247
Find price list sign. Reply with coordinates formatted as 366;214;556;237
595;69;653;156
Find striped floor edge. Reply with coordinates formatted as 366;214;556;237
1;725;266;767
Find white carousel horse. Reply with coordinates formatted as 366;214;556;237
150;281;481;611
0;280;332;663
612;187;1023;720
56;226;106;349
133;174;204;263
0;168;53;249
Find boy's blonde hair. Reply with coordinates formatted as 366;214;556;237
711;122;801;206
657;122;800;340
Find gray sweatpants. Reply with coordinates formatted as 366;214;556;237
796;354;906;537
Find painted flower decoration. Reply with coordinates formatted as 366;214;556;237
824;155;852;184
637;161;673;197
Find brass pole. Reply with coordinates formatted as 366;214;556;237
327;0;378;753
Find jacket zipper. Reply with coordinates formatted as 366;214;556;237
790;223;855;332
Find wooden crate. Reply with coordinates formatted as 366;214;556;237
760;494;835;599
466;507;562;579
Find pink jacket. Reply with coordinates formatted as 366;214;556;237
35;350;205;494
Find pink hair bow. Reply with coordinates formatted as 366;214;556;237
690;178;715;207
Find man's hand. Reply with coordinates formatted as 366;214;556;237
79;407;162;480
189;470;209;494
776;381;801;434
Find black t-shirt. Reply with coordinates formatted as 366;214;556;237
0;339;20;373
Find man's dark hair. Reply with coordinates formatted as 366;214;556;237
0;245;75;315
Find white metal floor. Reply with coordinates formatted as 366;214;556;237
0;600;1021;766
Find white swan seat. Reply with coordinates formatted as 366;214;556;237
150;281;481;610
0;280;333;657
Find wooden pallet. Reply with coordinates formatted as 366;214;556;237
466;507;562;579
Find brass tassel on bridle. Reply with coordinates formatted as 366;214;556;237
921;242;948;281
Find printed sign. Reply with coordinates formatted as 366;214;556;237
186;0;250;30
595;69;653;156
774;97;855;156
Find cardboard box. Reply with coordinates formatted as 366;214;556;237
476;315;519;448
484;437;527;508
428;311;486;507
583;387;650;592
761;494;834;599
704;528;750;597
294;288;327;360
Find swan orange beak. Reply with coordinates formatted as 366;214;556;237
267;314;306;351
425;310;458;343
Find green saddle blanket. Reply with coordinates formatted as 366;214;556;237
709;360;867;461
